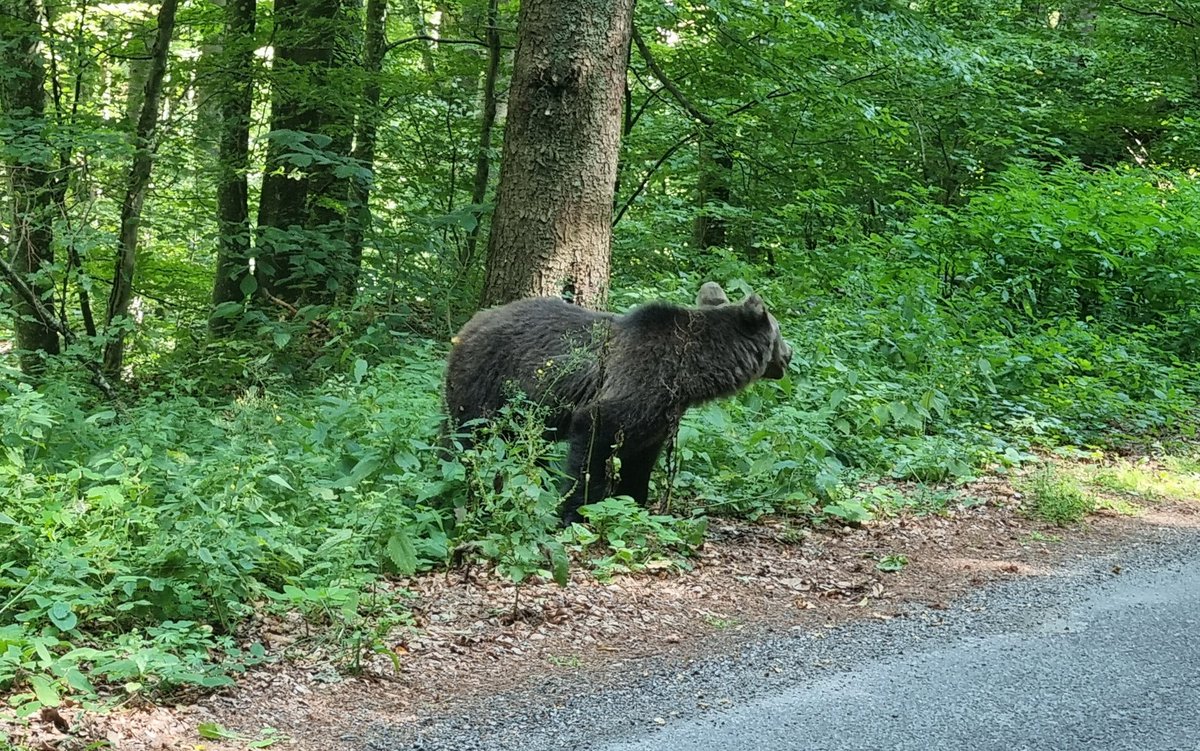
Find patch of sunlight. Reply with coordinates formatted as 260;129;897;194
1089;461;1200;503
1094;495;1143;517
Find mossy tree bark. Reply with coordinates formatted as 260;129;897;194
480;0;635;311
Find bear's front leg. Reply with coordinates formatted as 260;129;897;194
560;405;620;524
612;439;664;506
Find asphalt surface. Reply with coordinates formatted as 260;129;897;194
368;525;1200;751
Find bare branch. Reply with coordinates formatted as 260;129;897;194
0;255;117;400
1113;2;1195;26
632;27;715;126
383;33;513;55
722;65;892;119
613;133;699;226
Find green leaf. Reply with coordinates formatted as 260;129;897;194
0;512;16;525
273;330;292;349
84;410;117;425
200;674;235;687
702;404;730;429
198;722;240;740
353;358;368;384
386;530;418;575
48;602;77;632
876;554;909;572
63;667;96;695
827;388;848;411
331;456;381;488
266;474;295;491
547;541;570;587
871;404;891;426
28;675;60;707
239;274;258;297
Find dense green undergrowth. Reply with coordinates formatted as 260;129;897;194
3;164;1200;715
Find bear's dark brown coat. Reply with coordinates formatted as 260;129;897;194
444;283;792;522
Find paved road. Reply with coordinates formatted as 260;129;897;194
602;546;1200;751
378;527;1200;751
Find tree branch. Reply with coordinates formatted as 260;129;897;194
631;27;715;126
0;255;117;400
383;33;513;55
722;65;892;119
1113;2;1195;26
613;133;699;226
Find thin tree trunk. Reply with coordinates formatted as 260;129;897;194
344;0;387;301
256;0;355;306
631;27;733;253
302;0;360;305
1;0;61;372
210;0;257;328
42;0;102;338
101;0;178;376
480;0;635;310
406;0;436;73
461;0;501;269
692;132;732;250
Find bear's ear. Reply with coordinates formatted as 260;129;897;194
742;294;768;321
696;282;729;307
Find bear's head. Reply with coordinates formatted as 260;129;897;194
696;282;793;380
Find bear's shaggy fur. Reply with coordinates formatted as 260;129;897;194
444;283;792;522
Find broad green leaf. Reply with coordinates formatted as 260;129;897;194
64;667;96;695
266;474;295;491
547;541;570;587
48;602;77;632
198;722;240;740
28;675;60;707
386;530;418;576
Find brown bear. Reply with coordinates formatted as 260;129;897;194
444;282;792;523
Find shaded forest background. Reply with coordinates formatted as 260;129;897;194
2;0;1199;711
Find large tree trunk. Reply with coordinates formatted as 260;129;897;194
101;0;178;376
256;0;357;307
1;0;62;372
210;0;257;327
479;0;635;310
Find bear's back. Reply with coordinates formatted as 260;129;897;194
446;297;614;430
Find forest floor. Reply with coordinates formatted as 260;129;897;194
6;454;1200;751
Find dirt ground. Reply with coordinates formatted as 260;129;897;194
7;465;1199;751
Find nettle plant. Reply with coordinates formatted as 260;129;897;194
451;398;572;587
566;497;708;579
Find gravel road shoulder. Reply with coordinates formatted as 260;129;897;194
371;514;1200;751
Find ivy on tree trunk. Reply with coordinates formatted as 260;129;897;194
256;0;358;308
